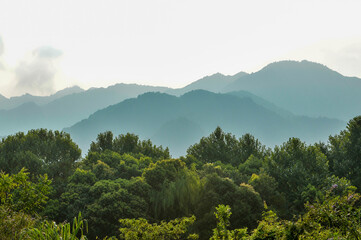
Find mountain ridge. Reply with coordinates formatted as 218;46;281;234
64;90;345;156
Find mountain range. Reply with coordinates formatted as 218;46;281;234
222;60;361;121
64;90;344;156
0;60;360;156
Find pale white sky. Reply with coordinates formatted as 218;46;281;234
0;0;360;97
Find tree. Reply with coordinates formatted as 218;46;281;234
118;216;198;240
248;172;287;217
0;168;51;214
187;127;267;166
264;138;330;217
210;205;248;240
0;129;81;186
24;212;88;240
329;115;361;190
89;132;170;160
195;174;263;239
0;169;51;240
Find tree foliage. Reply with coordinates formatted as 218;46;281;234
90;132;170;160
3;119;361;239
118;215;198;240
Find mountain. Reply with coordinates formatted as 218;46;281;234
0;83;171;136
65;90;345;157
167;71;248;96
152;118;205;157
0;86;84;110
222;60;361;121
0;72;249;137
226;90;294;118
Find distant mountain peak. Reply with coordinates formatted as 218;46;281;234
260;60;339;75
53;85;84;97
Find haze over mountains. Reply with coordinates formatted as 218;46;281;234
0;86;85;110
222;60;361;121
65;90;344;156
0;60;360;156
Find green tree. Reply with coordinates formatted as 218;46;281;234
24;212;88;240
195;174;263;239
118;216;198;240
86;179;149;238
0;169;51;214
0;169;51;240
0;129;81;187
0;206;36;240
330;115;361;190
89;132;170;160
248;172;287;217
187;127;267;166
143;159;202;220
264;138;330;217
210;205;248;240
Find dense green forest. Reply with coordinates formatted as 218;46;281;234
1;115;361;239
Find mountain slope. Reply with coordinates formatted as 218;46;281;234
223;60;361;120
0;84;171;136
0;86;84;110
167;71;248;96
65;90;345;156
226;90;294;118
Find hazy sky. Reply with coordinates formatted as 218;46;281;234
0;0;360;97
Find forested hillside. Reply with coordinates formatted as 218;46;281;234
1;115;361;239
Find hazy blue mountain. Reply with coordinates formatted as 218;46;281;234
0;72;248;137
152;117;205;157
0;86;84;110
65;90;345;157
0;102;46;134
227;90;294;118
223;60;361;121
0;83;170;136
167;71;248;96
0;94;7;102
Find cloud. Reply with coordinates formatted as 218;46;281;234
14;46;63;95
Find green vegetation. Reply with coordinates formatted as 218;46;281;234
1;115;361;239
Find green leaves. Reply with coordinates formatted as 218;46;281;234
187;127;267;166
89;132;170;160
0;168;51;214
0;129;81;185
264;138;330;217
24;212;88;240
119;215;198;240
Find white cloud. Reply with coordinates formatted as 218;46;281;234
13;46;63;96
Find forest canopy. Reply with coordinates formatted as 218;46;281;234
1;115;361;239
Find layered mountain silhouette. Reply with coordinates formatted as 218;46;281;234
0;84;170;136
1;59;360;156
65;90;345;157
222;60;361;121
0;86;84;110
0;73;247;136
166;71;248;96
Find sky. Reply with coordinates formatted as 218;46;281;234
0;0;360;97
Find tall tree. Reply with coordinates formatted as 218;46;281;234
330;115;361;190
0;129;81;184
